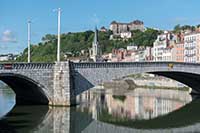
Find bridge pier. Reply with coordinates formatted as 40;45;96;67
50;62;76;106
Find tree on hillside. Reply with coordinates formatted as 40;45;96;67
17;28;162;62
173;24;181;33
197;24;200;28
132;28;162;46
42;34;57;42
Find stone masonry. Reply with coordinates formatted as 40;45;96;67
72;62;200;95
52;62;76;106
0;62;75;106
1;61;200;106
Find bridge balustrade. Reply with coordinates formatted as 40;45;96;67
73;62;157;69
0;63;54;70
0;61;196;70
72;61;200;70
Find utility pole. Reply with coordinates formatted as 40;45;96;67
57;8;61;62
28;20;31;63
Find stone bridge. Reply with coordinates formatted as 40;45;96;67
0;61;200;106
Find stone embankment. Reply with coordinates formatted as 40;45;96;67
103;78;190;91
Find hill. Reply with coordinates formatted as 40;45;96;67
16;28;161;62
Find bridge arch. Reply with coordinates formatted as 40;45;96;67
0;73;49;105
72;62;200;95
150;71;200;94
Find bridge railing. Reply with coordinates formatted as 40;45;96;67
72;61;200;69
0;63;55;70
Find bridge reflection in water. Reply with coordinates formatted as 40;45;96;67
2;87;200;132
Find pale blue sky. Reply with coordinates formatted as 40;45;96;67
1;0;200;54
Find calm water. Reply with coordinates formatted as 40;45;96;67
1;86;200;133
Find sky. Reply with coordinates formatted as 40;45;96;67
1;0;200;54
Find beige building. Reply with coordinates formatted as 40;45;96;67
153;31;176;61
109;20;145;38
184;32;200;63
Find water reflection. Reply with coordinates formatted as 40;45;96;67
2;86;200;132
0;88;15;118
77;88;192;121
105;88;191;120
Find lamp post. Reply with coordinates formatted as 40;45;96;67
27;20;31;63
57;8;61;62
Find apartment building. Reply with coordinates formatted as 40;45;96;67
184;32;200;63
175;42;184;62
153;31;176;61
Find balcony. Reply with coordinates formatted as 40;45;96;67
184;53;196;57
185;46;196;50
185;39;196;43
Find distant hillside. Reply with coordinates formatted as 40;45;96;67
16;28;161;63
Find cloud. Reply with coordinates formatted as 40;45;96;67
0;30;17;43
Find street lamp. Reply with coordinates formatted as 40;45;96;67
55;8;61;62
27;19;31;63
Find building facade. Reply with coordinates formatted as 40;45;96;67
184;32;200;63
162;47;176;61
0;54;16;61
175;42;184;62
144;47;153;61
109;20;145;38
175;32;185;62
153;31;176;61
120;32;132;39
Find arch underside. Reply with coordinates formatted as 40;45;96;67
0;73;49;105
74;69;200;96
150;71;200;94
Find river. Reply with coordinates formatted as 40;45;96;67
0;85;200;133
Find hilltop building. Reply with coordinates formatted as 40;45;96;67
109;20;145;39
100;26;107;32
89;27;102;62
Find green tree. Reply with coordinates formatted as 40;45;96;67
17;28;161;62
173;24;181;33
132;28;161;46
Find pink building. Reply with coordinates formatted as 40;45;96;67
112;48;135;62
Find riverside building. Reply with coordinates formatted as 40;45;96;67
184;32;200;63
153;31;176;62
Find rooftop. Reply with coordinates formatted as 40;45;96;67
110;20;144;25
184;31;200;36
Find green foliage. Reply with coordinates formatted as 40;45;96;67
131;28;162;46
42;34;57;42
173;24;181;33
112;95;126;102
173;24;197;33
17;28;161;62
17;30;130;62
197;24;200;28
